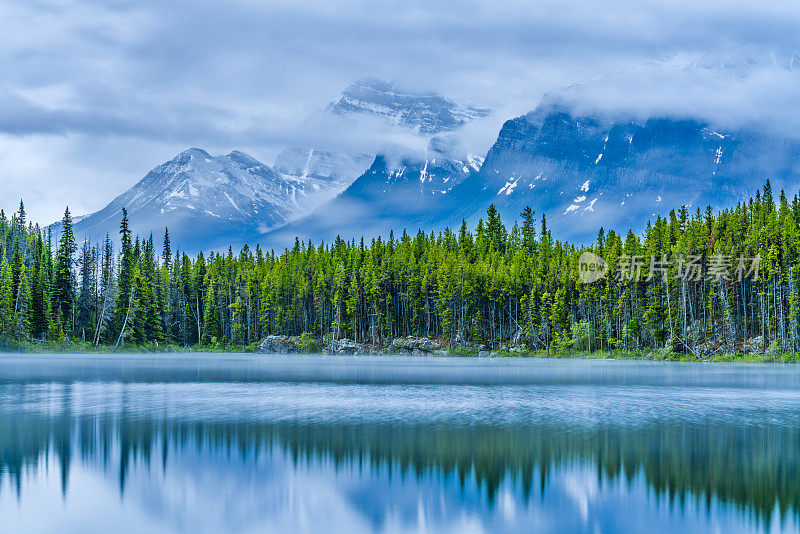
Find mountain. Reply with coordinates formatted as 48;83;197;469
429;51;800;242
264;59;797;248
325;78;490;134
66;148;313;251
272;78;491;211
272;148;371;211
439;102;800;242
270;53;800;246
61;80;491;250
263;135;485;247
263;79;491;246
265;96;800;248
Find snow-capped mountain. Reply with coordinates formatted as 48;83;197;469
257;80;493;245
67;148;315;250
440;101;800;242
272;79;491;210
262;135;486;246
417;135;484;196
356;135;484;201
61;80;491;250
326;78;490;134
404;53;800;243
267;63;800;248
273;148;371;204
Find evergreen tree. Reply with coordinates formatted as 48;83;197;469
52;207;77;336
14;263;31;341
0;256;13;339
76;240;97;341
30;235;51;339
0;182;798;357
112;208;135;342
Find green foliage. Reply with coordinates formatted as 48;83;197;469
448;346;481;357
296;332;322;353
52;207;76;333
1;182;800;360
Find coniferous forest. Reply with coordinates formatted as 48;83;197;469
1;181;799;359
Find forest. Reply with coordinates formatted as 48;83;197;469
0;181;798;358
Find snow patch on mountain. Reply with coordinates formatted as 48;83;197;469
65;148;313;250
326;79;490;134
273;79;491;211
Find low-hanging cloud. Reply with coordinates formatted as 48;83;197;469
547;51;800;136
1;0;799;224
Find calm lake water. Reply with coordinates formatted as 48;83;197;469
1;354;799;534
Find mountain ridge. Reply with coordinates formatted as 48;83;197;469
438;104;800;241
62;148;311;250
57;80;492;251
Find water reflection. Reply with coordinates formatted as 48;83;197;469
1;355;799;533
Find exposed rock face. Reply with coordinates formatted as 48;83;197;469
262;85;491;250
323;338;375;355
742;336;766;354
258;331;772;359
58;79;490;252
693;335;768;358
442;102;800;243
258;335;301;353
257;335;501;356
62;148;316;252
326;78;490;134
389;336;448;354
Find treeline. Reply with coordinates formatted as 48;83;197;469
0;180;798;354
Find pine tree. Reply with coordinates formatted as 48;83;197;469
14;264;31;341
163;228;172;268
112;208;135;342
11;238;23;299
202;277;221;344
76;240;97;341
95;234;116;345
0;256;13;339
31;236;51;339
520;206;537;255
1;186;799;357
53;207;77;336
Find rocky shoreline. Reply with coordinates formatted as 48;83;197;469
257;335;492;356
256;333;779;360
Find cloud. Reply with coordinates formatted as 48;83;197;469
543;50;800;136
1;0;799;223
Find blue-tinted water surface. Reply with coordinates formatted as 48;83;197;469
0;354;798;533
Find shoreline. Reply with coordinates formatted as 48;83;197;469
2;341;798;364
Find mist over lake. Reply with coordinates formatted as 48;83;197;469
1;354;798;534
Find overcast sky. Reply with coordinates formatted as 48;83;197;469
2;0;799;224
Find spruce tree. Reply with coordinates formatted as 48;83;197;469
31;237;50;339
520;206;537;254
53;207;77;336
0;257;13;339
11;238;23;298
112;208;136;341
76;240;97;341
14;264;31;341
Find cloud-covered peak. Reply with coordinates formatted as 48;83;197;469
326;78;490;135
4;0;800;224
526;47;800;136
177;147;213;159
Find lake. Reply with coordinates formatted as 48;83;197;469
1;354;798;533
